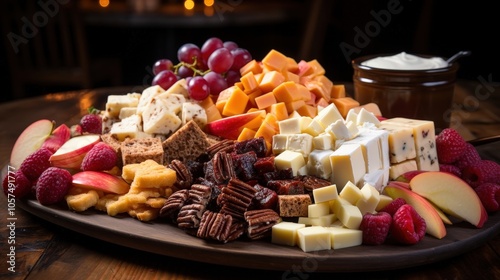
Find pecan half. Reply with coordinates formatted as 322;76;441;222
177;203;206;229
159;189;189;221
169;159;193;190
218;178;257;219
212;152;236;184
244;209;281;240
206;139;235;158
197;210;234;243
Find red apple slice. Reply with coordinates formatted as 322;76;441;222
204;110;266;140
41;124;71;153
72;171;130;194
384;182;447;239
50;134;101;169
10;119;54;169
409;171;488;228
395;170;427;183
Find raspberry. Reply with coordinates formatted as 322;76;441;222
435;128;466;164
81;142;117;171
379;197;406;216
80;110;102;134
19;148;53;182
2;170;32;198
462;160;500;188
390;204;426;245
36;167;72;205
475;183;500;212
439;164;462;178
359;212;392;245
455;143;481;170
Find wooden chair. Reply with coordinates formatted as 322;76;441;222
1;0;122;99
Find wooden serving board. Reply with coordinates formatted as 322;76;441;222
16;198;500;272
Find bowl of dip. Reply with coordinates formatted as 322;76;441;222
352;52;459;131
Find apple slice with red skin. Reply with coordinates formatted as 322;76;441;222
72;171;130;194
204;110;266;140
10;119;54;169
50;134;101;169
384;182;447;239
41;124;71;153
395;170;427;183
409;171;488;228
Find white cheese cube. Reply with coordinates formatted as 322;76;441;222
336;203;363;229
297;226;331;252
272;134;289;155
379;122;417;163
313;103;343;129
306;149;334;180
287;133;313;157
345;120;359;139
136;85;164;116
274;150;306;176
142;97;182;135
278;118;301;134
313;184;338;204
303;119;324;136
376;194;394;211
299;214;337;227
161;78;189;98
298;116;313;132
325;120;350;141
382;118;439;171
339;181;362;205
361;169;387;192
181;102;207;128
345;109;358;124
271;222;305;246
109;114;143;141
389;160;418;180
313;133;333;150
105;93;141;118
308;202;330;218
355;183;380;215
330;144;366;189
118;107;137;120
159;93;186;114
330;197;352;215
344;131;382;174
326;227;363;249
357;108;380;127
289;111;302;119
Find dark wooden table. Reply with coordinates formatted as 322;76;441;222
1;81;499;279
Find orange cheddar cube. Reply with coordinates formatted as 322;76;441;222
307;59;326;77
240;60;263;76
262;49;289;72
217;86;236;103
216;100;226;114
332;97;360;118
306;92;316;106
330;84;346;99
296;84;312;102
255;92;277;110
286;57;300;74
242;114;264;131
268;102;288;121
237;127;257;142
247;107;260;113
296;104;317;118
247;90;263;108
240;72;259;93
255;113;278;144
234;81;244;90
272;81;299;103
316;97;329;108
283;71;300;84
259;71;285;93
205;104;223;123
285;99;306;113
222;87;249;116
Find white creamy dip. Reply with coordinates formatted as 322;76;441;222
361;52;448;70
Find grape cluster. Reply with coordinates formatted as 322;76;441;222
151;37;253;101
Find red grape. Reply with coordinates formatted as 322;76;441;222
188;76;210;101
230;48;252;71
225;70;241;86
152;70;177;90
223;41;238;51
153;59;173;75
203;71;228;96
177;43;201;64
201;37;224;64
177;65;195;78
208;48;234;74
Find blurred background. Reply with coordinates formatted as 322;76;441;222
1;0;498;103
